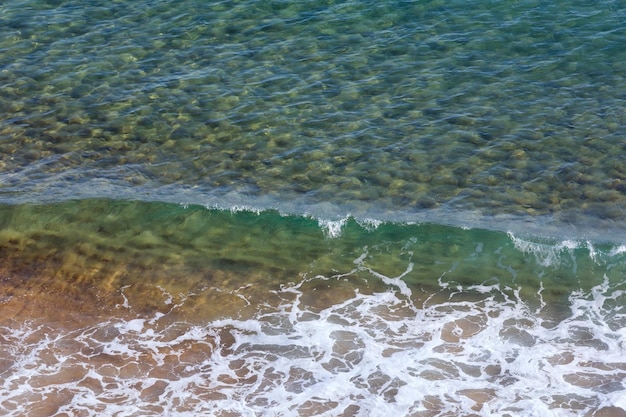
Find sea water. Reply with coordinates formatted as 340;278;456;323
1;0;626;416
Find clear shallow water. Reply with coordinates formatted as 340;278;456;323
1;0;626;236
2;275;626;416
1;0;626;415
1;201;626;416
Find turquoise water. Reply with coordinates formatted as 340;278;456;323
1;0;626;415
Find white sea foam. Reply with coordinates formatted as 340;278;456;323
318;217;349;239
509;232;575;266
355;217;384;231
610;245;626;256
1;269;625;416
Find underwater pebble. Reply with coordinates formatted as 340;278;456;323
0;0;623;227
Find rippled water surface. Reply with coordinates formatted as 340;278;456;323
1;0;626;234
1;0;626;415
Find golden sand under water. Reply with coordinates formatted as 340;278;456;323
2;248;625;416
0;245;330;415
1;203;625;415
0;243;403;416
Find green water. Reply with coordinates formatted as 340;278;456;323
1;200;624;322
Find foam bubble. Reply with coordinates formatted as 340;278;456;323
120;319;145;333
356;217;384;231
318;217;349;238
609;245;626;257
508;232;586;267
